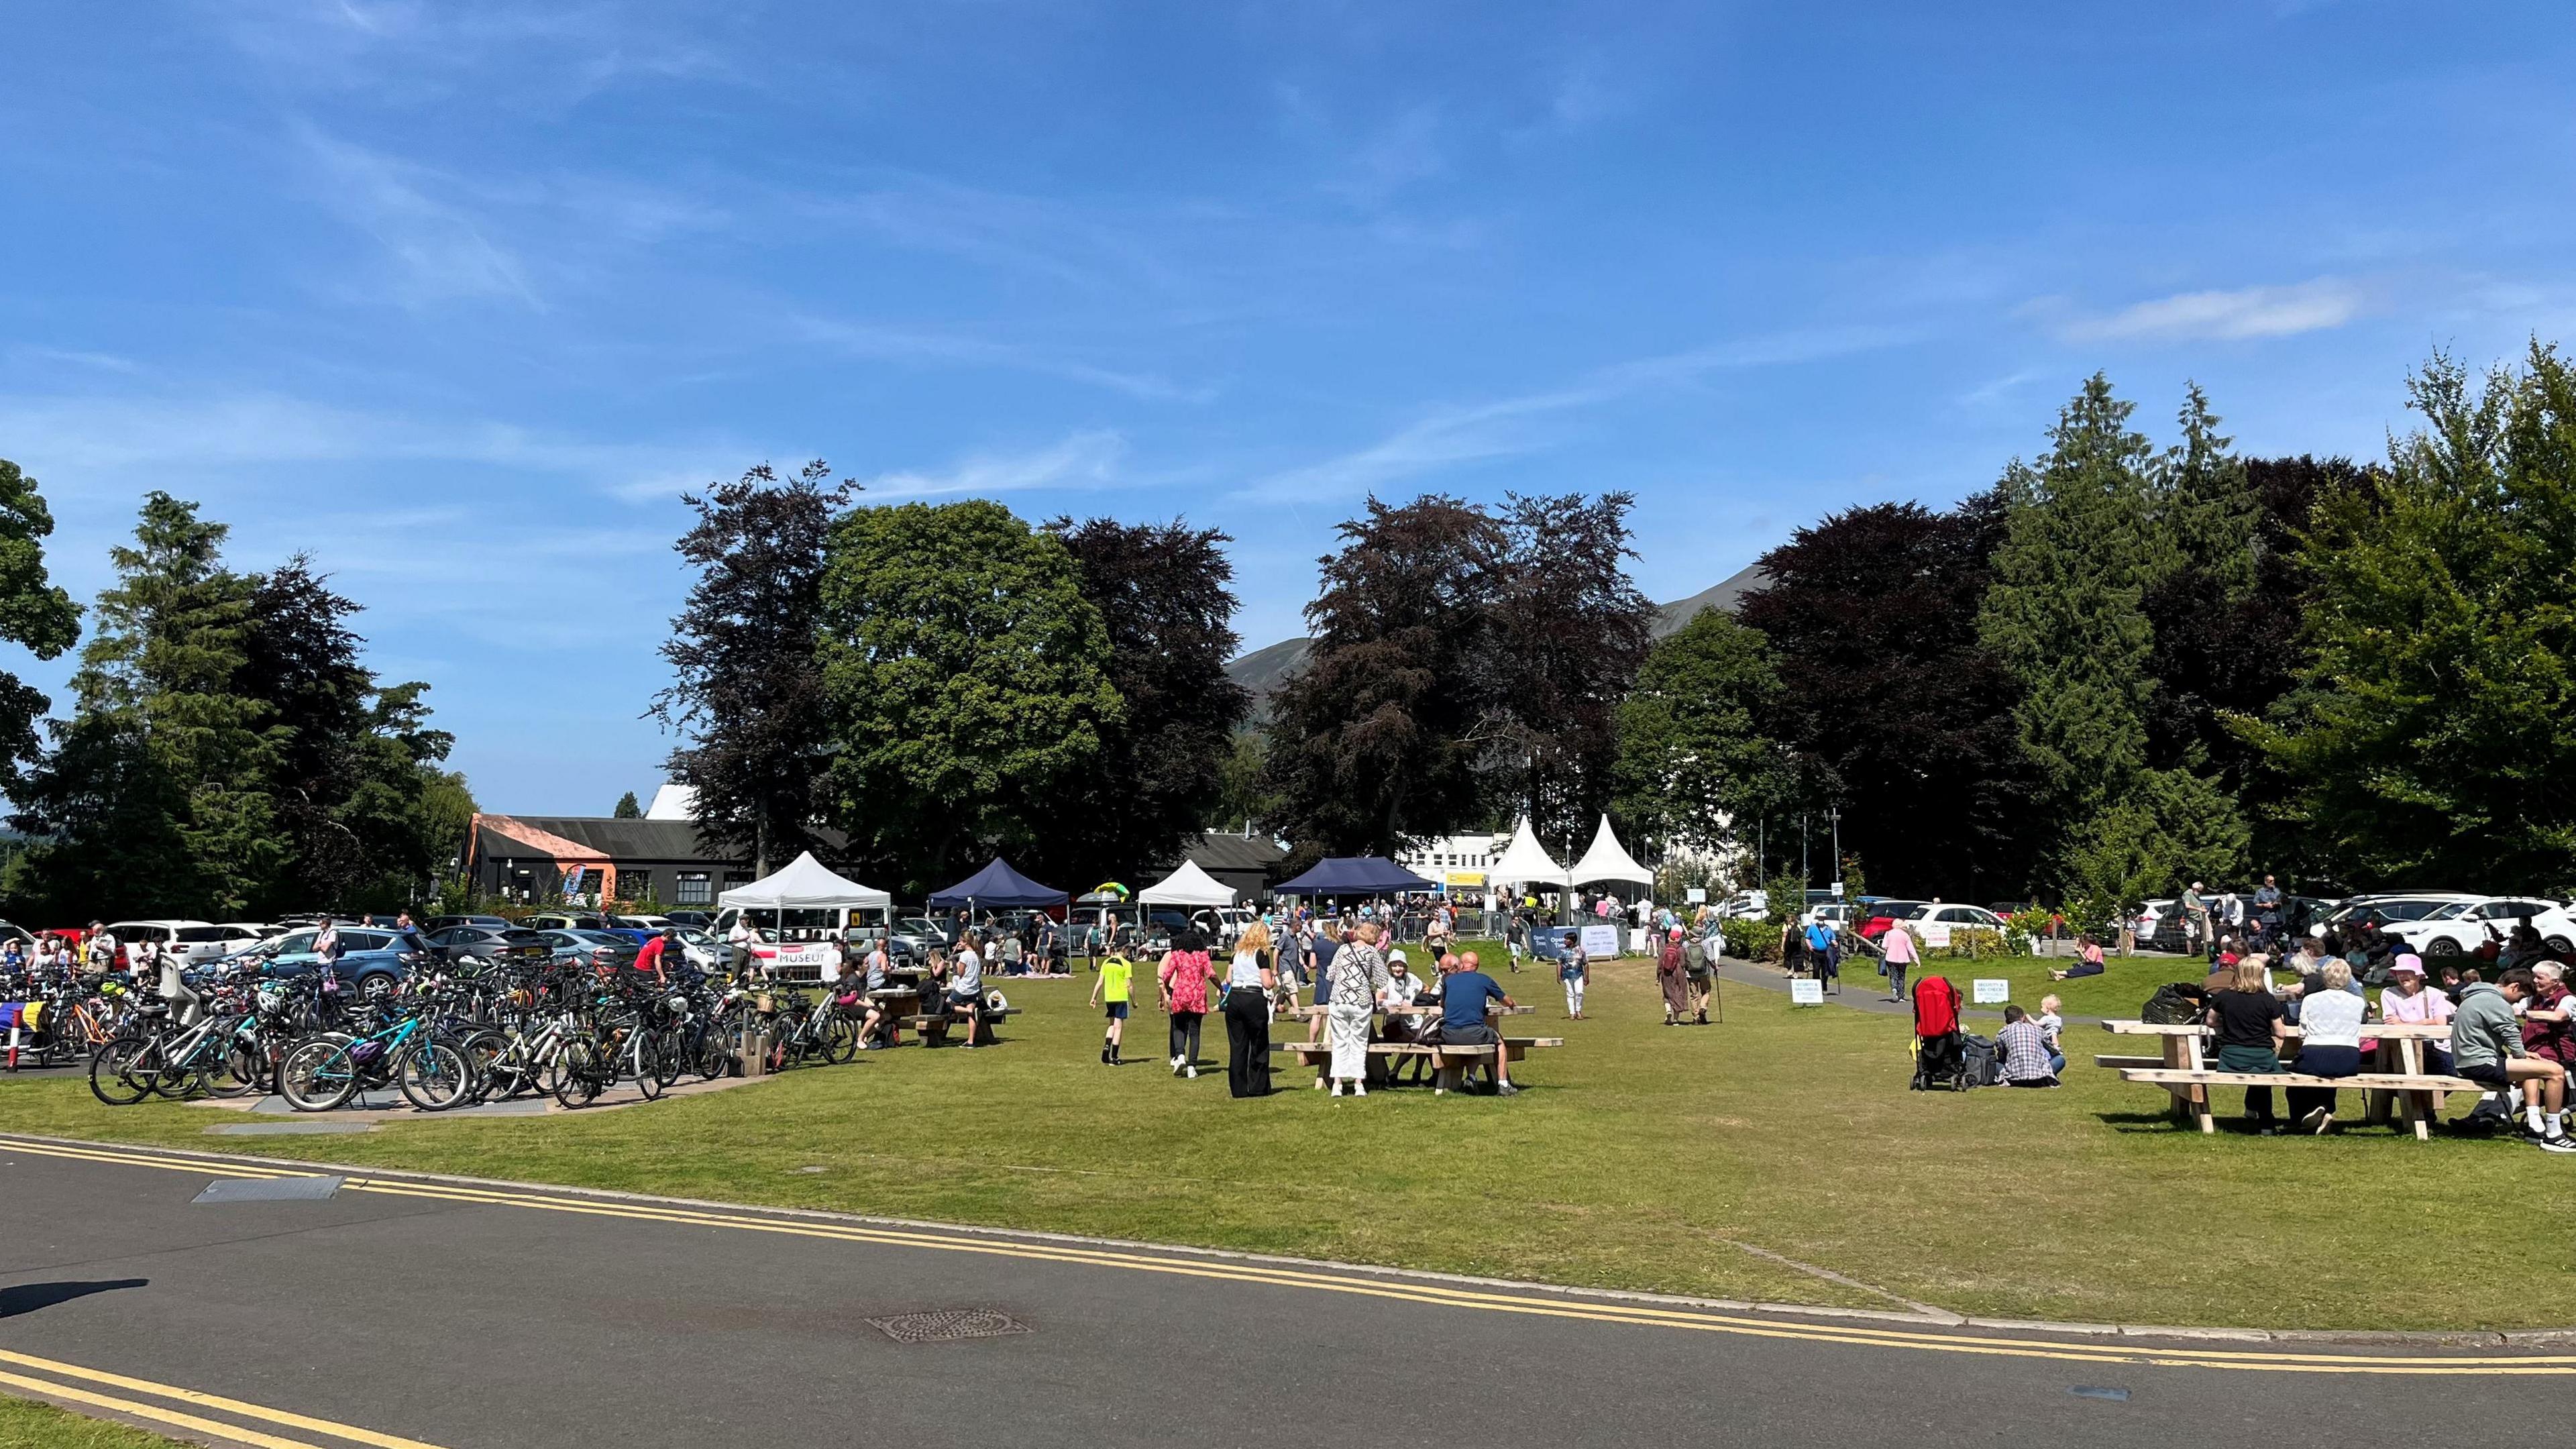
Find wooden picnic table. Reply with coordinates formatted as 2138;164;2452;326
2099;1019;2469;1138
1269;1035;1563;1094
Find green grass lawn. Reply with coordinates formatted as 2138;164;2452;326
0;1396;191;1449
3;951;2566;1332
1880;951;2212;1018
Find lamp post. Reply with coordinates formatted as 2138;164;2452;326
1827;807;1841;895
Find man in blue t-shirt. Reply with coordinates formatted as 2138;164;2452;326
1437;950;1520;1095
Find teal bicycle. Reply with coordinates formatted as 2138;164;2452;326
277;1010;472;1112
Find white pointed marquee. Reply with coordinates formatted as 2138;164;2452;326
1488;816;1570;888
1136;858;1238;907
716;851;892;910
1568;814;1652;885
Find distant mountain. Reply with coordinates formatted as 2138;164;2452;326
1225;563;1768;711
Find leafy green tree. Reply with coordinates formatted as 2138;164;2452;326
653;461;852;875
1038;517;1250;885
2251;343;2576;890
1611;609;1792;864
613;791;642;818
1982;376;2247;898
1209;729;1275;833
817;500;1122;890
11;492;279;917
0;459;81;795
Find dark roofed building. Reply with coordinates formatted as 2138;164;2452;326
1172;832;1289;902
467;814;851;909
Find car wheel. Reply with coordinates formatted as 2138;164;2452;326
2423;936;2461;958
360;972;396;1002
2548;937;2574;960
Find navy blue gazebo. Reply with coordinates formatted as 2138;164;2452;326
926;857;1069;910
1271;855;1440;897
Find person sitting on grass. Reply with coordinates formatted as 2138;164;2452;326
2036;994;2066;1075
2208;956;2289;1134
1440;949;1520;1096
2286;958;2367;1133
1995;1006;2058;1087
2452;967;2573;1150
2049;935;2106;981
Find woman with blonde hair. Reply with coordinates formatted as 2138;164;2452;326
2287;957;2365;1132
2207;955;2289;1133
1222;920;1278;1097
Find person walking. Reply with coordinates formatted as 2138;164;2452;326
1558;930;1589;1018
1880;920;1917;1002
1326;922;1392;1097
1157;927;1216;1079
1090;948;1133;1065
1222;922;1277;1097
1657;927;1691;1025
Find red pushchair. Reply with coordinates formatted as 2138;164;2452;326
1909;975;1966;1091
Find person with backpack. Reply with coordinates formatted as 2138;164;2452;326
1682;930;1716;1022
1657;927;1691;1026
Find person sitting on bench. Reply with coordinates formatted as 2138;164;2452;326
2453;967;2573;1151
1381;952;1432;1085
1438;951;1519;1096
947;932;986;1048
2286;958;2365;1133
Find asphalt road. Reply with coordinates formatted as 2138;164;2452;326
2;1134;2567;1449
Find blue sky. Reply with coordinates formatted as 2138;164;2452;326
4;1;2572;814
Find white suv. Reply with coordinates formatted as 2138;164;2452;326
2383;898;2575;959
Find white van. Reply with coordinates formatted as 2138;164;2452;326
708;904;895;977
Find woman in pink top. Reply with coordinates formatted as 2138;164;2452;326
1880;920;1919;1002
2377;955;2455;1071
1157;928;1218;1079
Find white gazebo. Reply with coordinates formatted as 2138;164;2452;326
717;851;892;912
1569;814;1653;886
1489;816;1571;891
1136;859;1238;906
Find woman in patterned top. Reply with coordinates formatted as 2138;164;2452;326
1327;922;1393;1097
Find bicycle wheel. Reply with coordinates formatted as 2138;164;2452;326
278;1036;360;1112
457;1029;508;1103
629;1035;665;1101
652;1027;686;1089
553;1038;604;1108
821;1016;858;1065
695;1028;733;1081
88;1038;154;1107
397;1039;473;1112
205;1036;267;1099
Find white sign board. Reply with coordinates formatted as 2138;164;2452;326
760;943;831;968
1789;978;1825;1006
1629;927;1650;955
1685;888;1707;904
1919;922;1953;949
1580;924;1621;959
1973;978;2010;1004
1830;881;1844;897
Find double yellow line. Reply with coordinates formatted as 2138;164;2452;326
7;1134;2574;1379
0;1345;443;1449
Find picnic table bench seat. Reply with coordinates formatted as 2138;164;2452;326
2099;1018;2476;1139
1268;1036;1562;1093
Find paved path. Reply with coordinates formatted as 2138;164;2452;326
1;1134;2567;1449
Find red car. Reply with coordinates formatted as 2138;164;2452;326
1856;901;1928;941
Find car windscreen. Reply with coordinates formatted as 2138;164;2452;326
500;930;548;945
2418;902;2471;921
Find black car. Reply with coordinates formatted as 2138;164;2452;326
423;924;553;969
426;914;514;932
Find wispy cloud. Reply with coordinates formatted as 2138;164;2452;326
217;1;733;101
2043;278;2368;342
862;431;1126;500
790;314;1212;403
297;125;541;309
1239;324;1910;501
1326;105;1446;205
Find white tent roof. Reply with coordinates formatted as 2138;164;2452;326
1136;859;1238;906
1488;816;1570;887
644;782;697;820
1569;814;1652;885
716;851;891;910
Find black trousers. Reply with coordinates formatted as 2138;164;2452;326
1223;989;1271;1097
1169;1010;1203;1063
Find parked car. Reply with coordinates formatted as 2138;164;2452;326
2322;893;2476;929
105;920;270;967
425;914;514;932
1903;902;2009;936
521;912;608;932
537;928;641;973
422;924;553;970
0;919;34;949
1856;900;1929;941
1715;890;1768;920
240;926;425;1000
1801;902;1856;930
215;922;288;942
664;910;712;928
2382;897;2576;959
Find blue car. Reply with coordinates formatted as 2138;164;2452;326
232;926;425;1000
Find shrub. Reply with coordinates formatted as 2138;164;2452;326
1719;915;1778;962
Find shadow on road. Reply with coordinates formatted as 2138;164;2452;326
1;1278;148;1318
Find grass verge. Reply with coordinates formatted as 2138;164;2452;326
0;1395;191;1449
3;951;2567;1331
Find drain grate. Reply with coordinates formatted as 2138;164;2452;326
193;1175;344;1203
867;1309;1030;1344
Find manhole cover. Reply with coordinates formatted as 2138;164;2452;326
867;1309;1030;1344
192;1175;344;1203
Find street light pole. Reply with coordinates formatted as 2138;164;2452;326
1828;806;1841;893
